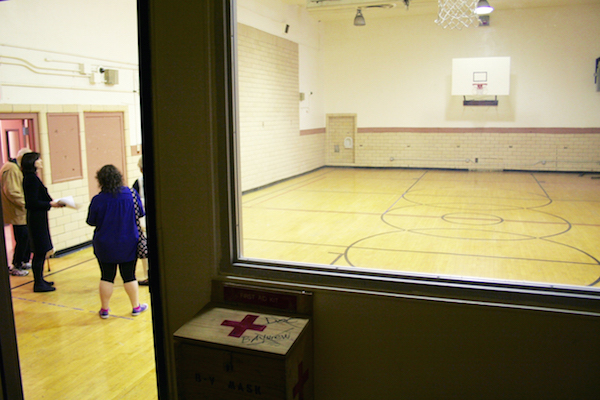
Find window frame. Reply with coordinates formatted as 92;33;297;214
217;0;600;316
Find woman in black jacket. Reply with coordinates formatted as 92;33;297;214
21;152;65;292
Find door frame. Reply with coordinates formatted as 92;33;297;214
0;113;38;400
0;113;39;400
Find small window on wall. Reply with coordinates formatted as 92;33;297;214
47;113;83;183
5;130;21;160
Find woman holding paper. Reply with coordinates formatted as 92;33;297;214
21;152;65;292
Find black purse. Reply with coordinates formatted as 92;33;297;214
130;188;148;259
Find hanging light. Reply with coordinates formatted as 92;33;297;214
475;0;494;15
354;8;366;26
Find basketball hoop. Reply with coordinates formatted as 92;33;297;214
465;82;497;106
473;82;487;95
435;0;480;30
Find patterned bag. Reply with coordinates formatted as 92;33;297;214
130;188;148;259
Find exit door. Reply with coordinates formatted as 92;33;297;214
0;116;38;267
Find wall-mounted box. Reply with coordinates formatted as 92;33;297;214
104;69;119;85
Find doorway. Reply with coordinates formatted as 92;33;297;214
0;115;39;268
326;114;356;165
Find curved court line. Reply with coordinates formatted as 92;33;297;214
379;171;430;229
441;212;504;226
529;209;572;239
380;171;429;219
343;231;600;268
383;207;571;237
539;237;600;287
529;172;600;285
371;170;600;287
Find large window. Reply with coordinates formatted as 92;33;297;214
228;0;600;311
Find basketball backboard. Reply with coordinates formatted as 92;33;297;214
452;56;511;96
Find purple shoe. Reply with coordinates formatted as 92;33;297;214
99;308;110;319
132;303;148;316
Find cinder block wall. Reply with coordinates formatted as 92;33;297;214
336;129;600;172
0;104;141;252
238;24;325;192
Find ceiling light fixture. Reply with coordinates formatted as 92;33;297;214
475;0;494;15
354;8;366;26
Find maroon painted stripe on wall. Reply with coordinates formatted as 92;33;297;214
300;128;326;135
356;127;600;134
301;127;600;134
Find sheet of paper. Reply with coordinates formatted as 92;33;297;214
57;196;78;209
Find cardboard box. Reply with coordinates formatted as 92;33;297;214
174;305;313;400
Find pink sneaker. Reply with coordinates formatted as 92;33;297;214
132;303;148;316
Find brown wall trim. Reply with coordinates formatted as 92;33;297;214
300;128;326;136
357;127;600;134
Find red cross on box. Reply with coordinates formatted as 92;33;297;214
293;361;309;399
221;314;267;338
174;305;313;399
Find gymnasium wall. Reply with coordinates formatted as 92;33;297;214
237;24;325;191
237;0;326;191
323;4;600;171
0;105;138;251
350;129;600;171
0;0;142;252
238;1;600;184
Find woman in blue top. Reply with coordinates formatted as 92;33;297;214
87;164;148;319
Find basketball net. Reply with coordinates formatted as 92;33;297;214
435;0;480;30
473;83;488;95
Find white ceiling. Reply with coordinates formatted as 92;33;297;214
279;0;600;21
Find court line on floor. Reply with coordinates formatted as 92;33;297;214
245;235;600;286
10;256;97;290
11;296;144;321
12;295;152;323
248;234;600;266
384;211;581;226
243;170;335;206
243;206;386;217
346;241;600;267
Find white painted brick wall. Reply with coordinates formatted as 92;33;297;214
0;104;141;253
352;131;600;172
238;24;325;192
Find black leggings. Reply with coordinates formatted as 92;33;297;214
99;260;137;283
12;224;31;267
31;251;47;285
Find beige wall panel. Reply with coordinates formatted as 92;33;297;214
84;112;126;199
47;113;83;183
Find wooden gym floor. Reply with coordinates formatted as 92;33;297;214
242;167;600;288
9;247;156;400
8;167;600;399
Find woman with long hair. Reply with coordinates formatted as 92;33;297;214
21;152;65;292
86;164;148;319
